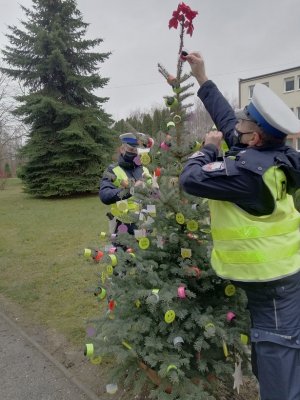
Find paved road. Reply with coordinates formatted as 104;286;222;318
0;311;99;400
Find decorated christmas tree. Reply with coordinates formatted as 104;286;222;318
83;3;251;399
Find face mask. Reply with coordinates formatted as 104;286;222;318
123;151;137;163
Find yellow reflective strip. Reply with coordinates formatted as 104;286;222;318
214;242;299;264
112;166;128;188
212;219;300;240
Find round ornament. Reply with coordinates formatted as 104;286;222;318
140;153;151;165
160;141;170;151
94;287;106;300
226;311;236;322
224;284;236;297
116;200;128;212
167;364;178;372
117;224;128;233
84;248;92;258
139;237;150;249
191;141;201;151
164;310;176;323
173;336;184;347
90;355;102;365
84;343;94;357
177;286;186;299
167;121;176;129
135;299;141;308
176;213;185;224
86;326;96;337
106;265;113;276
154;167;161;177
108;254;117;266
181;248;192;259
186;220;199;232
240;334;249;345
106;383;118;395
169;233;179;244
173;114;181;124
205;322;216;335
94;250;104;261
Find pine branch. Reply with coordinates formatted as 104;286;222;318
158;63;171;81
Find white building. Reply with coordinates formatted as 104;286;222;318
239;66;300;149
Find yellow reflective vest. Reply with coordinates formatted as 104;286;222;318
209;166;300;282
110;165;151;223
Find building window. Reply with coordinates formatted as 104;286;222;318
249;85;254;98
285;77;295;92
286;138;294;147
297;138;300;150
298;76;300;89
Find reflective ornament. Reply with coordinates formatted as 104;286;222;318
186;220;198;232
225;284;236;297
240;334;249;345
140;153;151;165
226;311;236;322
90;355;102;365
106;383;118;395
176;213;185;224
181;248;192;259
84;343;94;357
177;286;186;299
164;310;176;323
139;237;150;249
173;336;184;347
173;115;181;124
167;364;178;372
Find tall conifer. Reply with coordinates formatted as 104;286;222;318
1;0;113;196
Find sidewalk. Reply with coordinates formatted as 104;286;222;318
0;311;100;400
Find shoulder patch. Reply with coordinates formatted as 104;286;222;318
202;161;225;172
188;151;205;159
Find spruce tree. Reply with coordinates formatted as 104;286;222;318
83;3;251;399
1;0;113;197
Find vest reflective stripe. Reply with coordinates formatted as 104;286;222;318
112;166;151;187
212;241;299;264
211;218;300;240
111;165;151;223
209;166;300;282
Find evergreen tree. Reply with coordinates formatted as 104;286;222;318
1;0;114;197
84;3;251;399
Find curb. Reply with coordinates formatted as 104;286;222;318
0;310;100;400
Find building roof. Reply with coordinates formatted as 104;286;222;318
239;66;300;83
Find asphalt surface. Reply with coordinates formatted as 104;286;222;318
0;311;100;400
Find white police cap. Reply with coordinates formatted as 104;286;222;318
237;83;300;137
119;133;139;146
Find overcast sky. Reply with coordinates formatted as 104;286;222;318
1;0;300;121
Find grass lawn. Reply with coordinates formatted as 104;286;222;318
0;178;110;345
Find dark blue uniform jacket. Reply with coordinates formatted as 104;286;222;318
99;155;145;205
180;80;300;216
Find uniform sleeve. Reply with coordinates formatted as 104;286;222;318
99;166;131;205
198;80;238;148
180;150;275;216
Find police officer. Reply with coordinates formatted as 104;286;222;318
180;52;300;400
99;132;152;236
